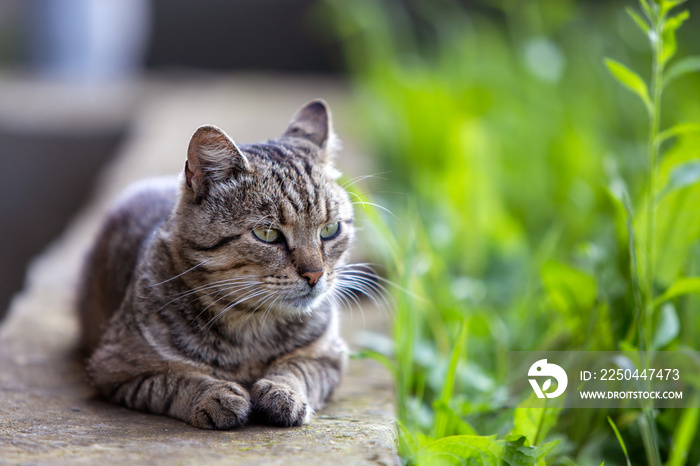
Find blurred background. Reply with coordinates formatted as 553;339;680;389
1;1;700;464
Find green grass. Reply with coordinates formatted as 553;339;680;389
319;0;700;464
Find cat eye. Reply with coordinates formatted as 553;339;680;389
252;226;281;243
320;222;341;240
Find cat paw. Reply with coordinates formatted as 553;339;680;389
191;381;251;430
251;379;312;427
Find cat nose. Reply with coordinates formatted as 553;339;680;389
301;270;323;286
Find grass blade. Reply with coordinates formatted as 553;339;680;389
607;416;632;466
627;7;650;34
653;276;700;307
666;396;700;466
639;411;663;466
432;316;469;439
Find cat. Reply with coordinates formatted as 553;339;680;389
78;100;362;430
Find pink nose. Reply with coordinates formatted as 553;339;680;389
301;270;323;286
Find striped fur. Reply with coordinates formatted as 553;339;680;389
79;100;353;429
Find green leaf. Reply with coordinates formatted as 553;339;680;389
397;420;420;458
639;0;654;21
604;58;652;113
432;400;479;436
654;276;700;307
666;396;700;466
619;340;638;352
656;122;700;144
541;260;597;314
351;349;398;378
651;303;680;349
501;437;560;466
607;417;632;466
414;435;502;466
660;0;687;16
512;393;563;446
414;435;559;466
668;160;700;189
656;160;700;199
661;10;690;66
626;7;650;34
664;56;700;87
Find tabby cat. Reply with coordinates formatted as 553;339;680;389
78;100;359;429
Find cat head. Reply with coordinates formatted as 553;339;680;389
171;100;354;317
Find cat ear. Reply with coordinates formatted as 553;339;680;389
185;125;250;198
284;99;335;150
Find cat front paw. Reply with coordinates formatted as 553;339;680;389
251;379;312;427
191;381;251;430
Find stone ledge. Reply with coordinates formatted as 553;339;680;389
0;339;395;465
0;75;396;465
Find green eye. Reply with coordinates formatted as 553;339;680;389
320;222;340;240
253;227;280;243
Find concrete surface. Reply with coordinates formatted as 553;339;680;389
0;75;396;465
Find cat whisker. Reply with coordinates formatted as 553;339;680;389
340;172;390;189
333;290;354;312
181;287;227;310
333;267;394;318
169;277;262;298
328;286;366;328
264;294;284;320
346;289;367;328
348;192;395;218
331;283;363;310
188;283;261;326
240;293;273;327
338;274;390;300
253;291;283;329
336;266;390;294
147;259;209;288
196;289;271;336
336;261;382;269
335;262;389;273
148;280;260;321
336;264;425;303
336;277;390;314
